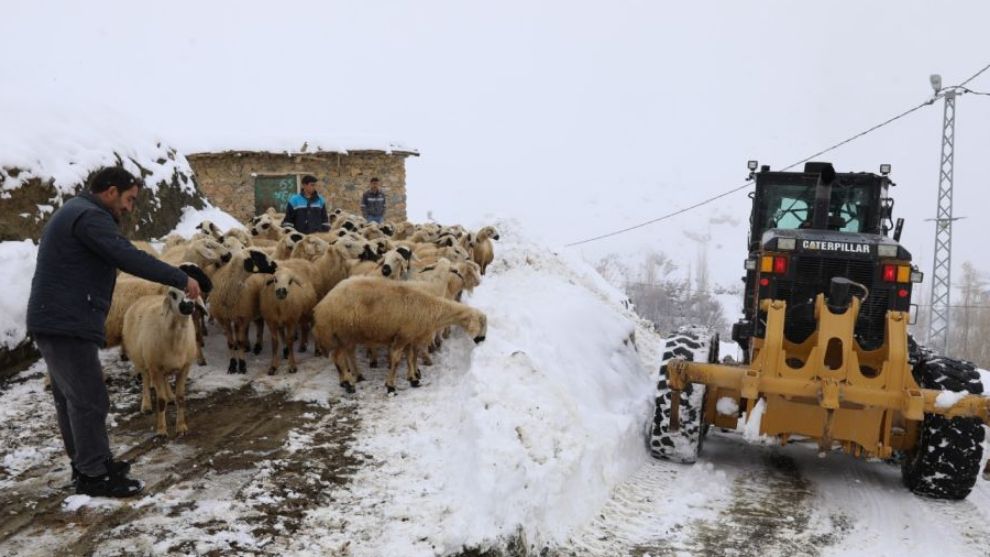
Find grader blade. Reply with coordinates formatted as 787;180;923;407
665;294;990;460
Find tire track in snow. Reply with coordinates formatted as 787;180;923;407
551;433;851;557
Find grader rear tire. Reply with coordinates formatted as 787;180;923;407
902;355;985;500
647;327;717;464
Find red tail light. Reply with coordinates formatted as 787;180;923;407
773;256;788;275
882;264;897;282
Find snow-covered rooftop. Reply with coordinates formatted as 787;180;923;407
0;92;196;200
183;134;419;158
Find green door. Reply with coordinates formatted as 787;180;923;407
254;175;297;215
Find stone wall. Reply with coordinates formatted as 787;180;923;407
0;164;206;242
187;151;415;224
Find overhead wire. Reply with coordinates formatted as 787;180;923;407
564;63;990;248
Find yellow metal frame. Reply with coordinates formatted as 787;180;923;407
667;295;990;459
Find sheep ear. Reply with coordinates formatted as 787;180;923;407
289;277;299;286
195;297;208;314
265;278;275;286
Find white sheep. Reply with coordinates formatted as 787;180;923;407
122;287;204;437
194;219;224;241
224;227;253;248
209;248;279;374
313;276;487;394
472;225;500;274
259;268;318;374
273;230;306;260
251;213;285;242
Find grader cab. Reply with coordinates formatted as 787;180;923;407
648;162;989;499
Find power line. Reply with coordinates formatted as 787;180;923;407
959;62;990;87
564;63;990;248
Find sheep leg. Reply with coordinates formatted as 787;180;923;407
139;367;153;414
301;319;315;355
194;308;207;366
152;369;169;437
267;320;280;375
348;349;364;382
175;366;190;436
297;321;308;353
367;346;378;368
252;317;264;355
420;348;433;366
284;326;298;373
331;348;355;393
386;344;404;395
120;345;130;362
163;378;176;403
220;319;238;374
406;345;421;387
235;319;249;374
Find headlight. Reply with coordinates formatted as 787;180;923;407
744;259;757;271
877;244;898;258
911;271;924;283
777;238;796;251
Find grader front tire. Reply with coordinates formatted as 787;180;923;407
902;355;985;500
647;328;717;464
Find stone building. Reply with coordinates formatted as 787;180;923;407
186;145;419;224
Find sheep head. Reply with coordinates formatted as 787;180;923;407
195;220;223;240
243;249;278;274
251;215;277;237
478;226;500;241
265;269;304;300
164;287;201;316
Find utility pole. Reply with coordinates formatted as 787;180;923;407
927;74;958;354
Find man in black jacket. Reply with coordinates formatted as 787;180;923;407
360;177;386;224
27;166;202;498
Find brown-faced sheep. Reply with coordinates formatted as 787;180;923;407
259;268;318;374
312;276;487;394
122;287;204;437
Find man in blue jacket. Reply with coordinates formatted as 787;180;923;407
27;166;203;498
280;174;330;234
360;177;386;224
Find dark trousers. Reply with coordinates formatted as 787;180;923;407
34;334;111;476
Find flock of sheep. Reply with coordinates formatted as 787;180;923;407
107;208;499;437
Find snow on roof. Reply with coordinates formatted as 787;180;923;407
182;134;419;157
0;92;197;200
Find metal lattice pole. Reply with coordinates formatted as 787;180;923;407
927;89;957;354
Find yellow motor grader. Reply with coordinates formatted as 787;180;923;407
648;162;989;499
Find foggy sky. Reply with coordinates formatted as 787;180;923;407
4;0;990;298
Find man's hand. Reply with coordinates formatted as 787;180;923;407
186;277;203;301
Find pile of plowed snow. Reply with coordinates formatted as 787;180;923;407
282;218;666;555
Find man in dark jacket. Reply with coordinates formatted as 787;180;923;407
27;166;202;498
280;174;330;234
360;177;386;224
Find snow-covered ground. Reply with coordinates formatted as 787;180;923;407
4;214;990;556
0;221;665;556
